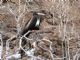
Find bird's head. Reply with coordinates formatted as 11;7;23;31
35;10;53;19
31;10;53;20
33;12;38;16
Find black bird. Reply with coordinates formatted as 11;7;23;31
19;11;53;57
21;12;41;35
19;12;41;57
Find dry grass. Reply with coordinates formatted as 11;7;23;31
0;0;80;60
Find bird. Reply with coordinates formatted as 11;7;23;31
20;12;41;35
20;10;53;36
19;11;53;57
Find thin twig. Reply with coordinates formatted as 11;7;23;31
0;34;3;60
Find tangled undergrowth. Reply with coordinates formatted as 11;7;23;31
0;0;80;60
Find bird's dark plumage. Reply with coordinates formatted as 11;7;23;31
21;12;40;35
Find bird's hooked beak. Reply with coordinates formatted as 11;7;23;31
37;13;45;16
